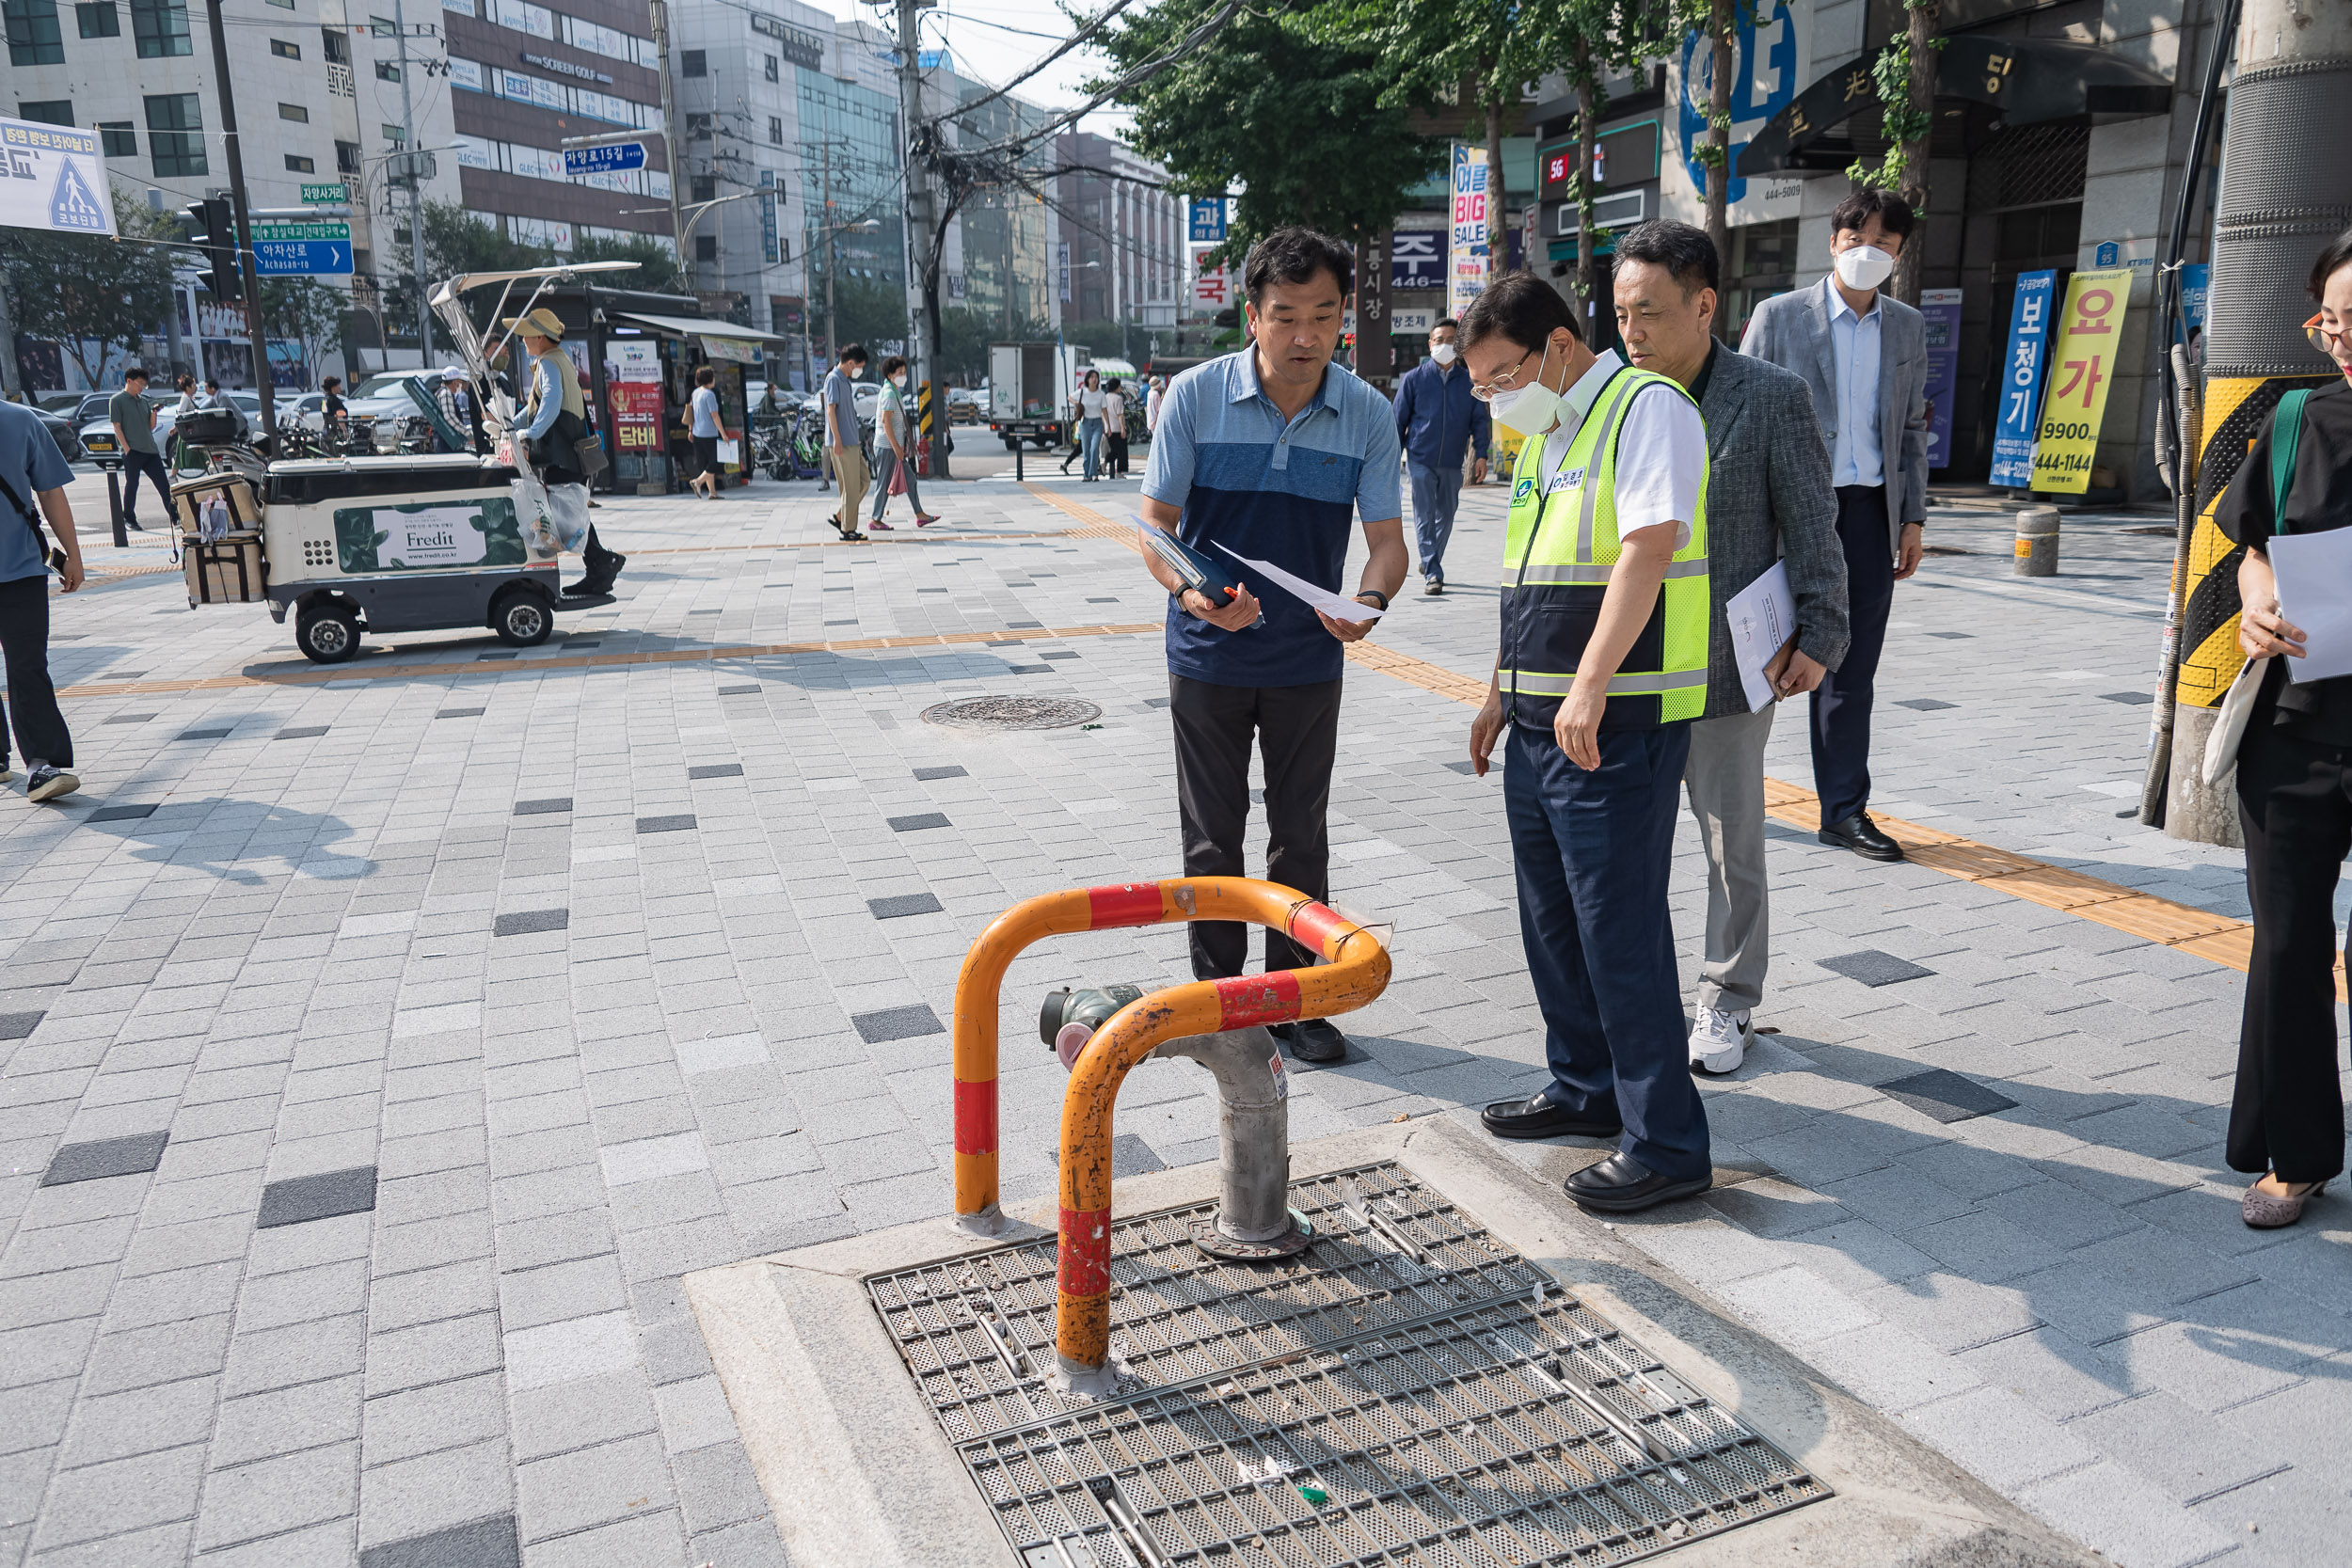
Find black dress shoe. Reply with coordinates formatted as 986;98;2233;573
1564;1151;1711;1212
1818;811;1905;862
1269;1018;1346;1063
1480;1089;1623;1141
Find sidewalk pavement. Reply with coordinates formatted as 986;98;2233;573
0;466;2336;1568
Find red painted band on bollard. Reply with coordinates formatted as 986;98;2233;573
1288;901;1354;958
953;1078;998;1155
1057;1207;1112;1294
1086;883;1166;930
1214;970;1303;1030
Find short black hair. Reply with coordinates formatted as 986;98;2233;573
881;355;906;376
123;366;148;383
2311;226;2352;300
1830;188;1915;243
839;343;868;366
1457;271;1582;354
1433;316;1458;332
694;365;716;387
322;376;341;390
1613;221;1720;294
1244;226;1354;306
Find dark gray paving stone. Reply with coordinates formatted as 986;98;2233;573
1819;950;1935;987
1008;665;1051;674
437;708;485;719
887;813;950;832
850;1004;945;1045
638;815;698;834
514;798;573;816
1007;621;1042;629
1924;631;1974;640
913;766;966;782
1898;698;1959;711
720;684;761;695
40;1131;169;1186
276;726;331;739
868;893;943;920
985;641;1023;648
690;609;721;616
103;713;157;724
0;1010;43;1040
1041;651;1080;660
476;653;516;661
1145;697;1171;708
1047;1133;1166;1179
87;803;157;823
688;764;745;780
1879;1068;2021;1124
176;727;235;739
358;1513;519;1568
1444;758;1502;774
2099;691;2153;705
824;619;856;626
493;909;570;937
257;1166;378;1228
1087;596;1119;603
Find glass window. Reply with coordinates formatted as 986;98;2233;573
320;25;342;59
18;99;72;126
145;91;206;176
270;36;298;58
769;116;782;146
73;0;114;35
285;152;315;172
681;48;704;76
383;122;405;146
695;234;717;261
374;59;399;80
278;102;309;122
336;139;361;172
764;55;776;82
98;121;135;158
129;0;189;55
6;0;64;64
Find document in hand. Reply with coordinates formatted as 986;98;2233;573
1726;560;1797;712
1211;542;1383;624
2267;528;2352;684
1136;520;1262;629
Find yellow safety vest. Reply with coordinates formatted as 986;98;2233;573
1497;363;1710;729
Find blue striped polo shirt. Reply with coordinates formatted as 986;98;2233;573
1142;351;1403;688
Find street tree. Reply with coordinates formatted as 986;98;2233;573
259;277;349;385
569;230;686;295
0;192;180;390
1845;0;1941;305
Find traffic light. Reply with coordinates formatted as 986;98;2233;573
185;198;241;304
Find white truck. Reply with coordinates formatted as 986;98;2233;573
984;341;1091;452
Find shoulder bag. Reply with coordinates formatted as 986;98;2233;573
0;467;68;578
2202;388;2313;787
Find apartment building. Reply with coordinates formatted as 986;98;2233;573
1053;130;1181;346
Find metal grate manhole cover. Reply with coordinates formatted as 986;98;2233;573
922;695;1104;732
868;1164;1827;1566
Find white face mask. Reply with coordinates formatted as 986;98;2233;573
891;374;907;388
1486;341;1563;436
1834;244;1896;292
1430;341;1457;365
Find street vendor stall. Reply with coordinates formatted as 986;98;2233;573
601;313;789;493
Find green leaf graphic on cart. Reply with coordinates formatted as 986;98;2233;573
334;499;526;572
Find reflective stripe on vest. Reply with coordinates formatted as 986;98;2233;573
1500;560;1711;587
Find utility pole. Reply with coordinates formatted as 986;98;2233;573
392;0;429;360
822;141;836;368
201;0;274;432
648;0;687;266
2161;0;2352;845
894;0;945;477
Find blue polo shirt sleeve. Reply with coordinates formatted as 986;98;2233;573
1357;387;1403;522
1140;373;1195;506
0;404;71;584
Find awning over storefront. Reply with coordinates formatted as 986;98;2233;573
1737;37;2173;178
608;313;790;363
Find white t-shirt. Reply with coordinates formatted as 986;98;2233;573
1101;392;1124;430
1078;387;1106;419
1533;350;1700;550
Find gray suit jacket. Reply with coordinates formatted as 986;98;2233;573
1740;276;1931;550
1696;345;1850;721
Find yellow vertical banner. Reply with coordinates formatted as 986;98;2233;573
2028;267;2135;493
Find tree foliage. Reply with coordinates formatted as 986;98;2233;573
259;277;350;380
0;192;181;389
569;230;687;296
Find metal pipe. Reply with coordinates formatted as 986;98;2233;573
1151;1027;1290;1243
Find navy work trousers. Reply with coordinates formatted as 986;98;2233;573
1409;461;1464;583
1504;721;1709;1182
1810;485;1896;825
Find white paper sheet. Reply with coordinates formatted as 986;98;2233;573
1211;542;1383;623
1726;560;1797;712
2268;528;2352;683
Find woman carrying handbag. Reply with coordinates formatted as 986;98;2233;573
2213;228;2352;1229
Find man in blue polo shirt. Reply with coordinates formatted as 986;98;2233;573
1140;227;1407;1063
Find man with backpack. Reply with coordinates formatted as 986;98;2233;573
0;398;86;802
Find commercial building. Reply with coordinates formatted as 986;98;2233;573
1053;130;1183;356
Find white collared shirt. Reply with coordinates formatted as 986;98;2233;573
1533;348;1702;548
1826;279;1885;488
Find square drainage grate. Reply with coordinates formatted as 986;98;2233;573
1818;950;1933;988
868;1163;1826;1566
1878;1069;2019;1124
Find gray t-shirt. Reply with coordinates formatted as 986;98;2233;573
822;367;860;447
110;390;157;453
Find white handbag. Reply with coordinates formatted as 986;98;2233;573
2200;388;2313;789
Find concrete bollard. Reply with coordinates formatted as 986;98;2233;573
2014;506;2060;577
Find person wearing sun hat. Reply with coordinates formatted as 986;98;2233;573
503;307;625;595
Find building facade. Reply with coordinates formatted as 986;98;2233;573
1052;131;1182;353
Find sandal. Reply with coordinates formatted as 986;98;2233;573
2243;1175;2326;1228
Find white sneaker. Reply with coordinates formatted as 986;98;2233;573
1689;1006;1752;1075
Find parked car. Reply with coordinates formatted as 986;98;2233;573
30;405;83;464
946;387;980;424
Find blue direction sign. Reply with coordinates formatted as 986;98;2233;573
564;141;645;176
251;221;353;277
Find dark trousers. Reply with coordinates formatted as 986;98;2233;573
120;448;169;527
1408;461;1465;582
2233;722;2352;1182
0;576;72;770
1810;485;1895;825
1170;673;1342;978
1506;721;1708;1181
1106;432;1129;477
581;524;620;576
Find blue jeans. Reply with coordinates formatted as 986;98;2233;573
1505;721;1709;1182
1078;417;1103;480
1408;461;1464;581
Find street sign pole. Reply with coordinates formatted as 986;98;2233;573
201;0;275;434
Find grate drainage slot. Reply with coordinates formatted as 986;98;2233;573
870;1164;1827;1565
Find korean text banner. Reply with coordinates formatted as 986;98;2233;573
2028;267;2134;494
1988;270;2057;488
1919;288;1963;469
1447;143;1489;319
0;118;114;237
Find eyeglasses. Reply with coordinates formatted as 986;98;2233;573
1469;346;1534;403
2307;313;2352;353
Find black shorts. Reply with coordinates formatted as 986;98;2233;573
693;435;721;472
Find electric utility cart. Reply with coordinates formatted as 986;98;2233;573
171;261;640;664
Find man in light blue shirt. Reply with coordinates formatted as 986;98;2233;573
0;399;87;801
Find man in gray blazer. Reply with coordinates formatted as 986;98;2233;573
1741;190;1931;863
1614;222;1849;1074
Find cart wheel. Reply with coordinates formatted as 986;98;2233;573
491;587;553;647
295;604;360;664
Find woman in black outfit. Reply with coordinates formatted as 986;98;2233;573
2217;227;2352;1229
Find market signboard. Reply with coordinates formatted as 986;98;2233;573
0;117;114;237
1447;143;1488;319
2028;267;2133;494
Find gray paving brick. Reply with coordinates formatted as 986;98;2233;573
670;1443;765;1535
28;1441;206;1552
362;1371;508;1469
211;1376;363;1469
686;1515;790;1568
194;1441;358;1552
516;1433;675;1543
510;1368;660;1464
356;1439;515;1556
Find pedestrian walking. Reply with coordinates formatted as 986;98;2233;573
823;344;869;541
1461;270;1713;1214
1070;368;1105;482
1102;379;1130;478
1140;226;1406;1064
168;373;199;471
688;366;736;500
0;396;87;802
1613;222;1850;1076
110;367;167;531
2216;227;2352;1229
321;375;347;451
868;356;938;530
505;308;626;595
1741;189;1931;863
1145;373;1166;437
1391;316;1491;594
